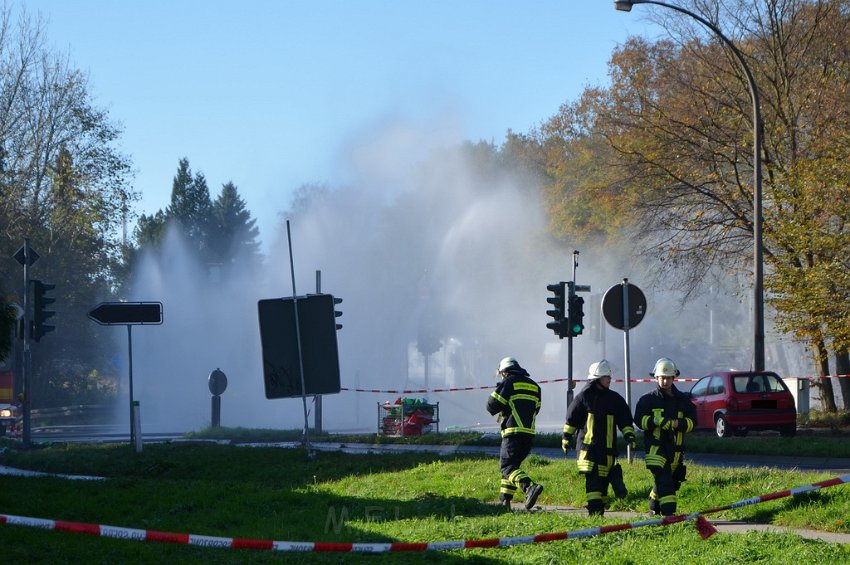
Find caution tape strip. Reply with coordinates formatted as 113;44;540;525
343;374;848;395
343;377;687;395
2;474;848;552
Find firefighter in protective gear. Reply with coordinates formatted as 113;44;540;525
634;357;697;516
486;357;544;510
562;360;636;516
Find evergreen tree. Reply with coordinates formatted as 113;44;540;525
160;157;213;263
134;210;168;250
210;181;262;269
164;158;214;261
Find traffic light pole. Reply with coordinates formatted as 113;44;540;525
21;240;32;447
314;270;322;434
547;250;588;412
567;251;578;407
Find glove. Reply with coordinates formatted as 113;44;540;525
562;433;576;454
624;433;637;450
654;414;673;430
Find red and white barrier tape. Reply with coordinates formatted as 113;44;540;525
2;474;848;552
342;377;670;394
343;373;845;395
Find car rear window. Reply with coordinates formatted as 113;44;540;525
733;374;787;393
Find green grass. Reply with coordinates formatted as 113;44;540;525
0;440;849;563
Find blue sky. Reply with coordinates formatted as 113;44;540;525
21;1;660;248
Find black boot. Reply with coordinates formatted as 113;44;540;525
587;499;605;516
524;483;544;510
648;495;661;515
609;463;627;499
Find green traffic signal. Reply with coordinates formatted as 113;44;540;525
568;295;585;337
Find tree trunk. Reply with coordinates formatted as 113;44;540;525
814;339;837;412
835;350;850;411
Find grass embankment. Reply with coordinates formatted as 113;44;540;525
0;438;848;564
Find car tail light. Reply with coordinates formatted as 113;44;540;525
777;394;794;410
727;396;739;411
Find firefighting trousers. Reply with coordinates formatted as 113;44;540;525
583;466;610;515
499;434;534;499
649;464;685;516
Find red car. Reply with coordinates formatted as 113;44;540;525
687;371;797;438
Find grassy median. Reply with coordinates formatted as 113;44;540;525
0;438;848;564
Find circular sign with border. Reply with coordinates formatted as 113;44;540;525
602;282;647;330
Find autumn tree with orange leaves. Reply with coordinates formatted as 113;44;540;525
527;0;850;410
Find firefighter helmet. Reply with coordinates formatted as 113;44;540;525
498;357;520;373
651;357;679;378
588;360;612;380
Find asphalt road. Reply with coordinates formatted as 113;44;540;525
26;426;850;475
296;442;850;475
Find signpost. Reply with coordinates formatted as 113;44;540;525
602;279;647;464
88;302;163;450
208;368;228;428
13;240;38;446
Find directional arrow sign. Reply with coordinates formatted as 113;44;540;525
88;302;163;325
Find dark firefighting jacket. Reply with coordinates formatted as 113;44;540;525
634;385;697;471
486;369;541;437
563;382;635;473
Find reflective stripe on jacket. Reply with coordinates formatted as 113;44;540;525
564;382;634;473
634;385;697;470
486;371;541;437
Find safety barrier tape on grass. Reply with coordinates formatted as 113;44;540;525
344;374;847;395
2;474;848;552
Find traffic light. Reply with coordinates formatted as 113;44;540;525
333;296;343;330
568;294;585;337
31;279;56;342
546;282;566;338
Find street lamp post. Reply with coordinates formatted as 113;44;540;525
614;0;765;371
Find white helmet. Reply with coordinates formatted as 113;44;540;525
651;357;679;378
498;357;520;373
588;360;612;380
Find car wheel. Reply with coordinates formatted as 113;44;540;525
779;425;796;437
715;415;732;438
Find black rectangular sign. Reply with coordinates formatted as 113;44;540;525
88;302;163;325
258;294;341;398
